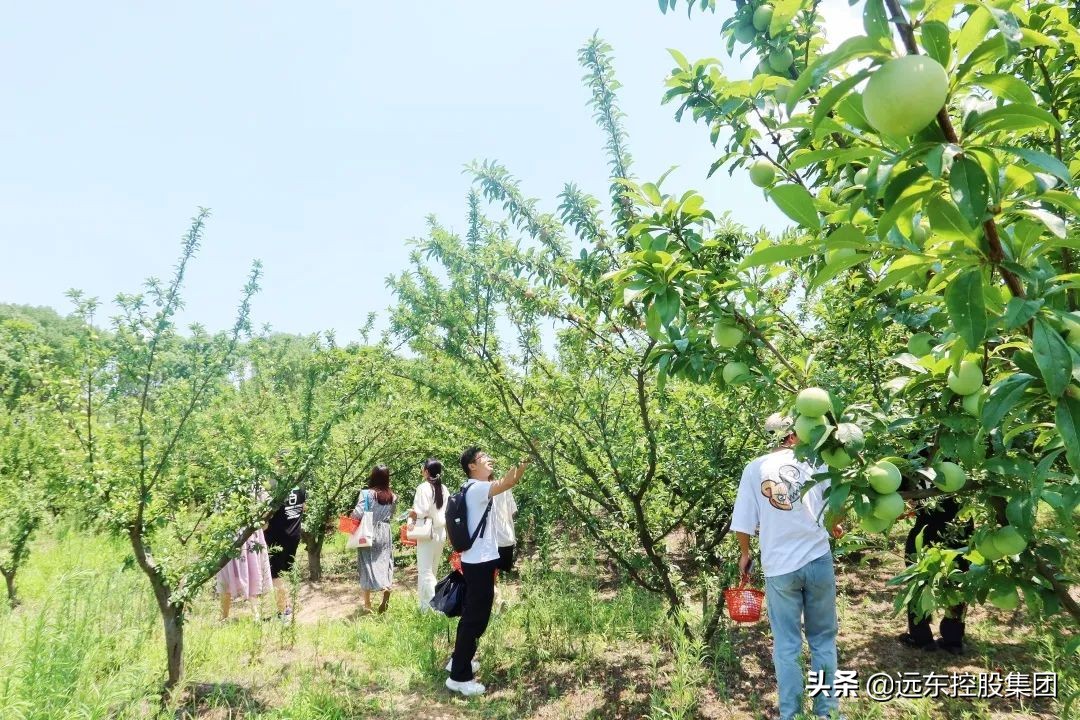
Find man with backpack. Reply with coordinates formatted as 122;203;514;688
444;446;531;697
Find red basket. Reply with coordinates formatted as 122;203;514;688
338;516;360;535
399;524;416;547
724;576;765;623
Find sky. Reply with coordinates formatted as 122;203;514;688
1;1;860;342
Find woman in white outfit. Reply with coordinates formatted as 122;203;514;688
408;457;447;611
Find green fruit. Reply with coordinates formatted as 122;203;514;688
853;168;869;186
836;422;865;451
935;461;966;492
768;47;793;72
734;21;757;44
873;492;905;520
961;390;984;417
794;387;831;417
989;586;1020;611
993;527;1028;556
754;59;774;77
723;361;751;385
821;447;853;469
866;460;902;494
753;4;774;31
825;247;857;266
976;535;1004;562
794;414;826;443
907;332;934;357
947;360;983;396
749;159;776;187
773;84;790;104
863;56;949;138
1068;331;1080;353
713;322;745;348
911;219;930;245
1060;311;1080;337
860;514;892;533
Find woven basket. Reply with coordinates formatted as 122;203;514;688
724;577;765;623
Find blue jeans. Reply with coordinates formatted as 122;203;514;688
764;552;839;720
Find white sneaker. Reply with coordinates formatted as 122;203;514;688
444;658;481;673
445;677;485;696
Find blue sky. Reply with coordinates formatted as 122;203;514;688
2;1;858;341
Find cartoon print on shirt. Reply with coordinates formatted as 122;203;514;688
760;464;805;511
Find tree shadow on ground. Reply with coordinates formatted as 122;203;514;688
174;682;264;719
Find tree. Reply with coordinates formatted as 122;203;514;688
387;39;779;638
644;0;1080;626
61;211;365;694
0;315;69;605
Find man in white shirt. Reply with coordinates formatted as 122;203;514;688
446;446;530;697
730;414;844;720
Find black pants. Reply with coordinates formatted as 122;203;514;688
497;544;516;573
905;498;972;648
450;559;499;681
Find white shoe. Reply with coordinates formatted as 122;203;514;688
445;658;481;673
445;677;485;696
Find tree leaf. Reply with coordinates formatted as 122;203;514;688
969;104;1063;135
956;6;994;61
926;196;975;240
863;0;889;40
785;36;890;114
945;269;987;351
770;0;802;39
972;75;1036;106
1055;395;1080;475
812;71;871;131
809;253;871;293
999;146;1072;186
950;157;990;225
738;244;819;270
921;21;952;68
982;373;1034;430
1002;298;1043;330
1032;317;1072;398
769;184;821;230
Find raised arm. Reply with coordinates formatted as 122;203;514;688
488;456;530;498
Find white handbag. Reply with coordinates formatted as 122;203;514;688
406;517;433;541
346;492;375;549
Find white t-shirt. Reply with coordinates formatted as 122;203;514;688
460;479;499;564
730;448;832;577
412;480;447;542
493;489;517;547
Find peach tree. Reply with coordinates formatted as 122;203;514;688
628;0;1080;629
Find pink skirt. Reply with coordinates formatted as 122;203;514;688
216;529;273;599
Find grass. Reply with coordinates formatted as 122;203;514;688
0;523;1074;719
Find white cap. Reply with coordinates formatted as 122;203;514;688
764;413;794;437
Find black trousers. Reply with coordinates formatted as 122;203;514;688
905;497;972;647
450;559;499;681
497;544;516;573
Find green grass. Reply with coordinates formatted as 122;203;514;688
0;527;1074;719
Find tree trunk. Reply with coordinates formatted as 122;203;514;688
307;540;324;582
161;603;184;694
2;569;16;608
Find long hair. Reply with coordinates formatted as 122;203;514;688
367;465;394;505
424;458;445;509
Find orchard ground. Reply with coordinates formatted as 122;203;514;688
0;522;1074;720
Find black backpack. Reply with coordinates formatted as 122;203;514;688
446;482;493;553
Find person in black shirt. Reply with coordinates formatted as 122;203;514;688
265;482;306;621
898;480;973;654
